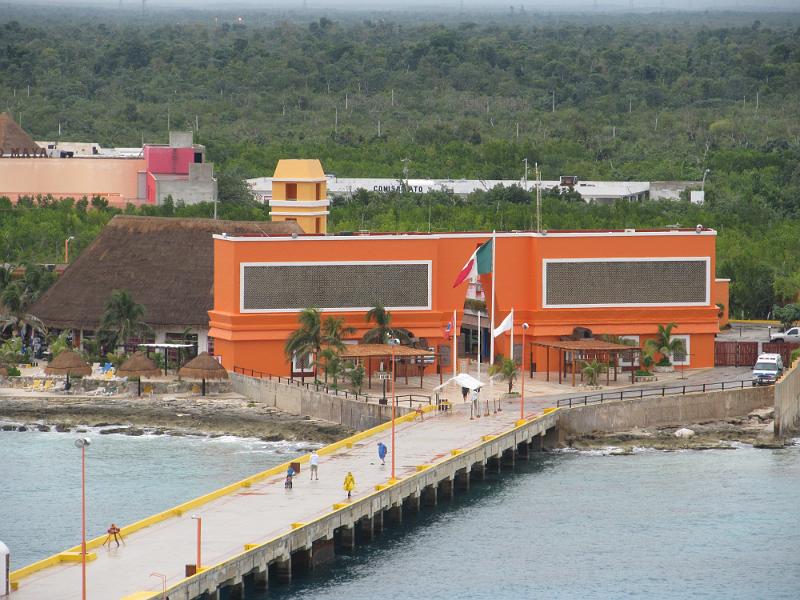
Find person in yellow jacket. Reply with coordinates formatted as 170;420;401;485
343;471;356;499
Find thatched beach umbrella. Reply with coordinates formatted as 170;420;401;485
117;352;160;396
178;352;228;396
45;350;91;388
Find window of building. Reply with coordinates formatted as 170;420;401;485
207;336;215;356
194;152;203;163
671;335;690;366
315;218;321;234
286;183;297;200
618;335;640;368
315;182;322;199
292;352;314;374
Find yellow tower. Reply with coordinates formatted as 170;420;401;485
269;159;329;234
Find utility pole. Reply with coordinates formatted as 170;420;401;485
377;120;381;137
629;97;632;113
522;157;529;192
755;90;759;112
195;115;199;132
552;90;555;113
391;89;394;107
516;121;520;141
345;92;348;110
334;106;338;134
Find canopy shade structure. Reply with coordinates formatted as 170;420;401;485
339;344;437;390
531;339;641;386
178;351;228;396
44;350;92;377
117;352;160;396
44;349;92;387
435;373;487;392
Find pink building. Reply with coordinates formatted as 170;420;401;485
0;114;216;207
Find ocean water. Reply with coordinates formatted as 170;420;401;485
0;428;308;567
262;444;800;600
1;430;799;599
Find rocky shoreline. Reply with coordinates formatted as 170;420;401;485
0;393;353;443
565;407;790;453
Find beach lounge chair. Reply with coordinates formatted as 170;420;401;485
104;369;115;379
30;379;43;391
43;380;55;391
100;362;112;374
86;387;106;396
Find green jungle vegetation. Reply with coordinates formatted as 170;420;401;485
1;8;799;320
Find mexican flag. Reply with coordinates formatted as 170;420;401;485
453;239;493;287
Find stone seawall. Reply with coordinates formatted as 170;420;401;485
775;359;800;437
230;373;412;431
557;385;774;436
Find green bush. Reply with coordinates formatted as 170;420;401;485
6;366;21;377
791;348;800;367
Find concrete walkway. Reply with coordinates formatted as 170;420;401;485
12;401;527;600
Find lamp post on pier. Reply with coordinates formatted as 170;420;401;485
521;323;529;421
388;337;400;483
74;437;91;600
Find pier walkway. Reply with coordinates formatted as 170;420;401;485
11;397;557;600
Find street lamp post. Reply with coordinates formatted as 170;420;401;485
65;236;75;264
191;515;202;572
521;323;529;421
388;337;400;483
74;437;91;600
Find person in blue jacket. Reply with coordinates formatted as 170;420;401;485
377;441;387;466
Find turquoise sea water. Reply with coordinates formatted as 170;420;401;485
1;430;798;599
0;429;303;567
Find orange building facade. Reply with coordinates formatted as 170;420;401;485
209;229;728;377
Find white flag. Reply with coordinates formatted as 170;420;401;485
492;310;513;338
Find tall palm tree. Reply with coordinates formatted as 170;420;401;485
363;304;411;344
645;323;686;366
285;308;322;381
321;316;355;353
100;289;151;350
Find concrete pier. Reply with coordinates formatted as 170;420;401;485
10;400;558;600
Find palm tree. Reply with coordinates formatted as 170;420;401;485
645;323;686;367
582;358;605;387
285;308;322;382
0;282;46;337
363;304;411;344
100;289;151;351
489;357;518;394
321;316;355;353
318;347;345;389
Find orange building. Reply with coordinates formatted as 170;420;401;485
209;228;729;377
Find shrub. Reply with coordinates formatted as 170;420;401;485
7;366;21;377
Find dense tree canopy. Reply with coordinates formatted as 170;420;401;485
1;8;799;320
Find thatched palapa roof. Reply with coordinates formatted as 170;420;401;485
0;112;39;152
45;350;92;376
30;215;302;330
179;351;228;380
117;352;160;378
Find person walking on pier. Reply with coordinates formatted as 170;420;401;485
285;466;295;489
377;441;387;466
310;451;319;480
343;471;356;499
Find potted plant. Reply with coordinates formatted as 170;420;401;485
581;358;605;388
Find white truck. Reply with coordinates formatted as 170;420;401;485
769;326;800;343
752;353;784;385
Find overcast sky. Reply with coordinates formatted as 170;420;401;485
7;0;800;11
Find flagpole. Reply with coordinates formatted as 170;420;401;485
477;310;481;378
452;309;457;379
489;230;497;367
510;308;514;362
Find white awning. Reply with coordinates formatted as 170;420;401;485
434;373;486;392
138;343;194;349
